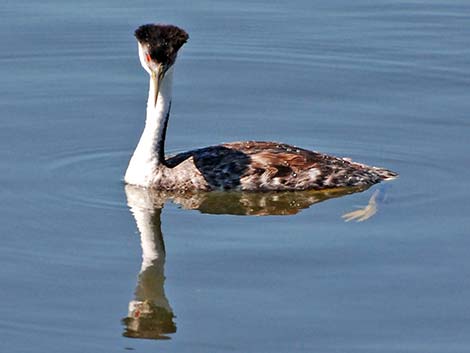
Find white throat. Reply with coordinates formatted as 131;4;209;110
125;67;174;187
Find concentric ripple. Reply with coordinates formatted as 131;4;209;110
42;147;130;210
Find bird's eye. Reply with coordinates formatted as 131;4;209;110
145;53;151;62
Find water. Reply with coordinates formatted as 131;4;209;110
1;0;470;352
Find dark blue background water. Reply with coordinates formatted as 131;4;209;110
1;1;470;352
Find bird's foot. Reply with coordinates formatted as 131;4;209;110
342;189;379;222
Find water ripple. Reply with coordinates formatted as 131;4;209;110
42;148;129;210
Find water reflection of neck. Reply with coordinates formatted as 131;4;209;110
123;186;176;340
128;195;170;311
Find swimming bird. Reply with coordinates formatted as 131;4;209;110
125;24;397;191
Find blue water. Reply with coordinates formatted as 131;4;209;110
1;1;470;352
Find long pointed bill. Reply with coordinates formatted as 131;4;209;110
151;65;165;108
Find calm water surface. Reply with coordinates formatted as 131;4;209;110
1;1;470;352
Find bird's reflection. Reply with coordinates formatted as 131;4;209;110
122;187;176;340
122;184;379;339
125;184;372;216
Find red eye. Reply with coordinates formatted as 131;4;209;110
145;53;151;62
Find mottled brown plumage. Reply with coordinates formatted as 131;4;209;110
156;141;397;191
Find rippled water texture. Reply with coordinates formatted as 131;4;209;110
1;1;470;352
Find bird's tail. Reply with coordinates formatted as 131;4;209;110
372;167;398;181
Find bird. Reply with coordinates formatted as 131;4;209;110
124;24;397;192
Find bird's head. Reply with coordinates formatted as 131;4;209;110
135;24;188;105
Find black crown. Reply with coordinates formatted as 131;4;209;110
135;24;189;64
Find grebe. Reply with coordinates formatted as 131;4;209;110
125;24;397;191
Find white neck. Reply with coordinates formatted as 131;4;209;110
125;67;174;187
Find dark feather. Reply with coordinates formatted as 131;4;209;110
135;24;189;65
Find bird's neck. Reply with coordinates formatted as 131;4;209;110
125;68;174;187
